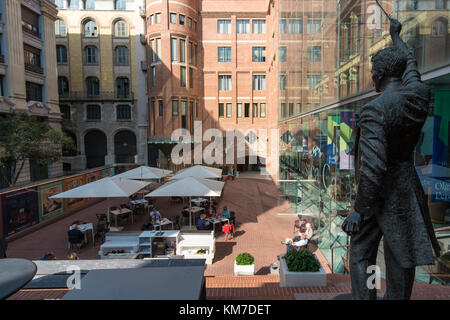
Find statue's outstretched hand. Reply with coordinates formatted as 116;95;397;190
389;18;402;38
342;211;361;236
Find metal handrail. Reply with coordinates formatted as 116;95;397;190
331;244;350;274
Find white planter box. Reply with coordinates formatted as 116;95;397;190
279;254;327;287
234;261;255;276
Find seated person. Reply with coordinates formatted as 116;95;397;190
229;211;236;227
221;206;231;219
206;204;216;218
149;207;161;224
292;233;308;248
197;214;213;230
281;238;294;254
68;225;84;246
40;252;56;260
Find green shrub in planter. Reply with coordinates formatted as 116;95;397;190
235;253;255;266
283;249;320;272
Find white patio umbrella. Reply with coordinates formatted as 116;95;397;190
169;165;222;180
50;177;151;224
114;166;172;181
145;177;225;229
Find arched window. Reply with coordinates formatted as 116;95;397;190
431;19;447;37
84;20;98;37
115;46;128;65
86;77;100;97
116;77;129;98
58;76;69;97
114;20;129;37
56;45;68;63
55;19;67;36
85;46;98;64
116;105;131;120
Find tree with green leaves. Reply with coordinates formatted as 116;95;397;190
0;112;75;187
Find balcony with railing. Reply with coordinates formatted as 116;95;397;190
25;63;44;74
139;6;146;17
22;23;41;39
59;91;135;101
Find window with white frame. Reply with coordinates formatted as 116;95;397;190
171;38;178;61
260;103;266;118
307;46;321;62
226;103;232;118
218;75;232;91
114;20;129;37
279;46;287;62
279;19;287;34
237;20;250;34
170;13;177;23
252;75;266;90
307;20;321;34
289;19;302;34
180;66;186;87
178;39;185;63
252;19;266;34
217;20;231;34
55;19;67;36
307;74;321;90
84;20;98;37
218;47;231;62
155;13;161;24
252;47;266;62
179;14;185;25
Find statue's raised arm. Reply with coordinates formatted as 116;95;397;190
389;19;422;86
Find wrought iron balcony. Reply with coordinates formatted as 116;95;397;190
22;24;41;39
139;6;146;17
59;91;135;101
25;63;44;74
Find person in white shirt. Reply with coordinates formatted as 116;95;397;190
293;233;308;248
149;207;161;223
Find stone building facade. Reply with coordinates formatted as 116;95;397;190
55;0;148;172
0;0;62;187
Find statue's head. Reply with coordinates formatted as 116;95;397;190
371;46;407;92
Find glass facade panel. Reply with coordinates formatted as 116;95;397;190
278;0;450;281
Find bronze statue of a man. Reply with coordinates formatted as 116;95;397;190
342;19;441;300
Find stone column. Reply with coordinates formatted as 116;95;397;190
4;0;26;109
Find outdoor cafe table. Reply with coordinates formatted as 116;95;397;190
69;223;94;248
191;198;208;206
205;217;229;232
130;199;148;206
110;208;133;228
153;218;174;230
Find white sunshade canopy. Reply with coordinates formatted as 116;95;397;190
49;177;151;199
169;165;222;180
145;177;225;198
114;166;173;180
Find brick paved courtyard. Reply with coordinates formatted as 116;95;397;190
5;175;450;299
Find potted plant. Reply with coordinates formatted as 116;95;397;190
234;253;255;276
279;249;326;287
